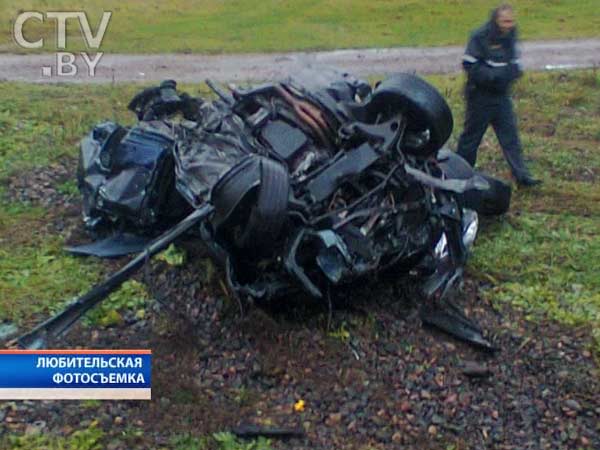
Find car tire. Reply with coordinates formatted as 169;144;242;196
366;73;454;155
211;156;289;252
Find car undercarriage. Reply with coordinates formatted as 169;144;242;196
18;68;511;350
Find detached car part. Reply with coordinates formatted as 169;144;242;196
18;69;510;350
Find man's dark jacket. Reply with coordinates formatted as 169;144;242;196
462;19;522;96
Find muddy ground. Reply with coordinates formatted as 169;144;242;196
1;39;599;84
1;158;599;449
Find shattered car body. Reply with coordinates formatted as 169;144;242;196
18;69;511;349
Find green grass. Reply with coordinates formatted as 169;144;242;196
0;202;150;327
470;214;600;338
0;84;136;179
212;432;273;450
6;424;104;450
0;203;100;325
1;1;599;54
2;429;273;450
85;279;149;327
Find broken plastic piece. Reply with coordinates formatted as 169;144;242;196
261;120;308;161
65;233;153;258
420;301;498;351
306;143;380;203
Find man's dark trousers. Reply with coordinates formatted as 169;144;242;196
456;91;529;180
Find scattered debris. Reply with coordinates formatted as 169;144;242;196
0;322;18;341
24;420;46;436
461;360;492;378
564;399;582;412
293;399;306;412
232;424;305;440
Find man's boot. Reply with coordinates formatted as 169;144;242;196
516;174;541;187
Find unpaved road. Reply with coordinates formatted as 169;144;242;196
1;39;599;84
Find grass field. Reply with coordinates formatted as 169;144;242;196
0;70;599;448
1;70;599;349
1;0;599;54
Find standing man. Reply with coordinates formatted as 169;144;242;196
456;3;540;186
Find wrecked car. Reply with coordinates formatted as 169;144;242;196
18;68;511;350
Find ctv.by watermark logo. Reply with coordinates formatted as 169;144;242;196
13;12;111;78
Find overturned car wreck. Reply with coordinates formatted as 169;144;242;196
18;69;511;350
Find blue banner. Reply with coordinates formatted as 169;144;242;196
0;351;151;389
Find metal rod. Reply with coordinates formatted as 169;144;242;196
17;205;214;349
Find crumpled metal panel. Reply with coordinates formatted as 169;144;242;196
173;104;251;208
78;121;189;230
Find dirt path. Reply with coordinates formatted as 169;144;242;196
1;39;599;84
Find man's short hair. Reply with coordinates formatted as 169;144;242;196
492;3;514;20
